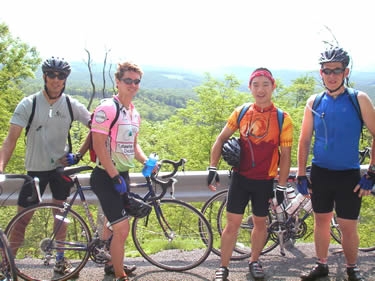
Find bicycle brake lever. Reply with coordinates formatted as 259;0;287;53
170;178;177;199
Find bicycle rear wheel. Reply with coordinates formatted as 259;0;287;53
5;203;91;281
0;229;17;281
132;199;213;271
356;194;375;251
201;189;251;260
329;194;375;251
216;197;277;256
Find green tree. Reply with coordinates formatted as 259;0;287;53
0;22;41;173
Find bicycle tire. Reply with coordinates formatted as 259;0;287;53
200;189;250;260
132;199;213;271
329;214;342;244
216;195;278;256
0;229;17;281
5;203;92;281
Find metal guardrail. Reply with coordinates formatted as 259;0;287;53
0;170;232;206
0;166;368;206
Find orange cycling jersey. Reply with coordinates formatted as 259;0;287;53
226;103;293;180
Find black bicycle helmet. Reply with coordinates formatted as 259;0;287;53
222;137;241;167
42;56;71;76
319;46;350;68
125;197;152;218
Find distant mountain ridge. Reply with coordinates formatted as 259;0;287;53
66;61;375;98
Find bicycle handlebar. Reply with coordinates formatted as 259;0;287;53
147;158;187;201
0;174;40;203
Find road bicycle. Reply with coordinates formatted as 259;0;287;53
0;173;39;281
202;147;375;259
201;170;343;260
5;159;213;281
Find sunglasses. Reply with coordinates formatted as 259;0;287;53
45;72;68;80
121;78;141;85
321;68;345;75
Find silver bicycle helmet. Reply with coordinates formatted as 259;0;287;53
222;137;241;167
319;46;350;68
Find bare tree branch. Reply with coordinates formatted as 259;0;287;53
84;48;96;111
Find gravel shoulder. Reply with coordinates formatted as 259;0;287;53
75;243;375;281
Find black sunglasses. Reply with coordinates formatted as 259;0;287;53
321;68;345;75
121;78;141;85
45;72;68;80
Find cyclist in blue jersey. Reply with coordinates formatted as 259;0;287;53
297;46;375;281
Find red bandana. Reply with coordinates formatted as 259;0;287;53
249;70;275;85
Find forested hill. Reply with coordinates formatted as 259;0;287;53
23;62;375;120
29;61;375;93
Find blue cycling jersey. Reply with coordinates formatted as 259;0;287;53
312;89;362;170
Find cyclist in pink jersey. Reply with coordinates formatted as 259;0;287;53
90;62;151;281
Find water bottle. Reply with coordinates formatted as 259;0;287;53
303;199;313;212
285;193;306;215
272;198;285;222
285;184;296;202
142;153;158;177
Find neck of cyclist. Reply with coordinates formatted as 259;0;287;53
324;80;345;97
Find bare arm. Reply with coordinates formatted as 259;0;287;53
278;146;291;186
209;126;235;168
92;132;118;178
134;136;147;164
357;91;375;165
208;126;235;191
297;96;315;176
0;124;23;173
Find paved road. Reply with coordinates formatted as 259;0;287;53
72;243;375;281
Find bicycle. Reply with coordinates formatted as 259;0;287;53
5;158;213;281
201;169;343;260
0;173;39;281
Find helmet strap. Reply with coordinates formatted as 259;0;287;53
43;77;65;99
323;79;345;94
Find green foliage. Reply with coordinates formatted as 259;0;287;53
0;22;41;173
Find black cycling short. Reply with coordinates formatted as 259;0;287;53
226;172;274;217
18;169;72;208
310;164;361;219
90;167;130;225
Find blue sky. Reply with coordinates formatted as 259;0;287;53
1;0;375;72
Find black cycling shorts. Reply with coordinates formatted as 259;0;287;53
18;169;72;208
90;167;130;225
310;164;361;220
226;172;274;217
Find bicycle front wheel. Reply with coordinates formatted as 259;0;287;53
5;203;91;281
132;199;213;271
0;229;17;281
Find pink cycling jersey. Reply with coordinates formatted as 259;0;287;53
91;96;141;171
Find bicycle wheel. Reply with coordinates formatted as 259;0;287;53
5;203;91;281
200;189;250;260
356;193;375;251
0;229;17;281
132;199;213;271
330;214;342;244
216;195;278;257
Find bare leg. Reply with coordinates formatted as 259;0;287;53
110;219;130;278
219;212;243;267
313;212;332;263
337;217;359;265
249;215;268;263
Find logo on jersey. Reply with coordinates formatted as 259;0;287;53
94;110;107;123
